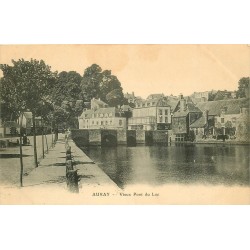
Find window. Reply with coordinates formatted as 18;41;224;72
165;109;168;115
159;117;163;123
159;109;162;115
110;120;112;124
101;121;103;125
105;121;108;125
195;128;198;135
92;121;94;125
119;120;123;126
165;117;168;123
221;118;224;123
97;121;99;125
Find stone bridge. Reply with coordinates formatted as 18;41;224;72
71;129;168;147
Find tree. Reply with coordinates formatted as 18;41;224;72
99;70;123;103
54;71;82;105
106;88;124;107
0;59;57;171
81;64;125;107
236;77;249;98
81;64;102;101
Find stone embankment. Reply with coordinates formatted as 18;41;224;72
0;134;120;204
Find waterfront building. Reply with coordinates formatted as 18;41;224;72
196;98;249;140
172;95;202;141
78;98;127;130
128;97;175;131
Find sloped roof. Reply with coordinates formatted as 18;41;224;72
135;97;171;108
166;98;179;110
173;100;202;117
94;107;117;114
190;116;206;128
187;101;202;112
80;107;119;118
173;110;189;118
147;93;164;99
196;98;249;116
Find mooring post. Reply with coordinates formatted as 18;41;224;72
65;146;79;193
66;170;79;193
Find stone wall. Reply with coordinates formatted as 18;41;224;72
152;130;168;144
235;113;250;142
117;129;127;145
136;130;145;144
89;129;101;146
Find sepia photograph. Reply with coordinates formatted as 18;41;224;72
0;44;249;204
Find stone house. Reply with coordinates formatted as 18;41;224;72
172;96;202;141
78;98;127;130
128;97;174;131
196;98;249;139
17;112;42;134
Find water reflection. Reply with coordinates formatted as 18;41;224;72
81;144;250;189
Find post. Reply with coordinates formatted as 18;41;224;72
41;118;45;158
32;113;38;168
66;170;79;193
19;113;24;187
51;121;54;148
45;130;49;153
65;146;79;193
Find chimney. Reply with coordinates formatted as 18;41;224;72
179;94;186;112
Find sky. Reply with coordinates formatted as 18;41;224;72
0;44;249;98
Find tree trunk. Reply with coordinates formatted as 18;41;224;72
45;131;49;153
19;113;24;187
41;118;45;158
32;114;38;168
51;121;54;148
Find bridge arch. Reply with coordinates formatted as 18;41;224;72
101;130;117;147
127;135;136;146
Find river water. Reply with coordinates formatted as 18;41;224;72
81;144;250;189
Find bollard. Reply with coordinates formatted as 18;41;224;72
66;159;73;174
66;145;71;153
65;144;79;193
66;153;72;161
66;170;79;193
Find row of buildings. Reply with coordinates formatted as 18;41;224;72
0;112;43;137
78;94;250;142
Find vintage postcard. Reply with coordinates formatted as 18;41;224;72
0;44;249;204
